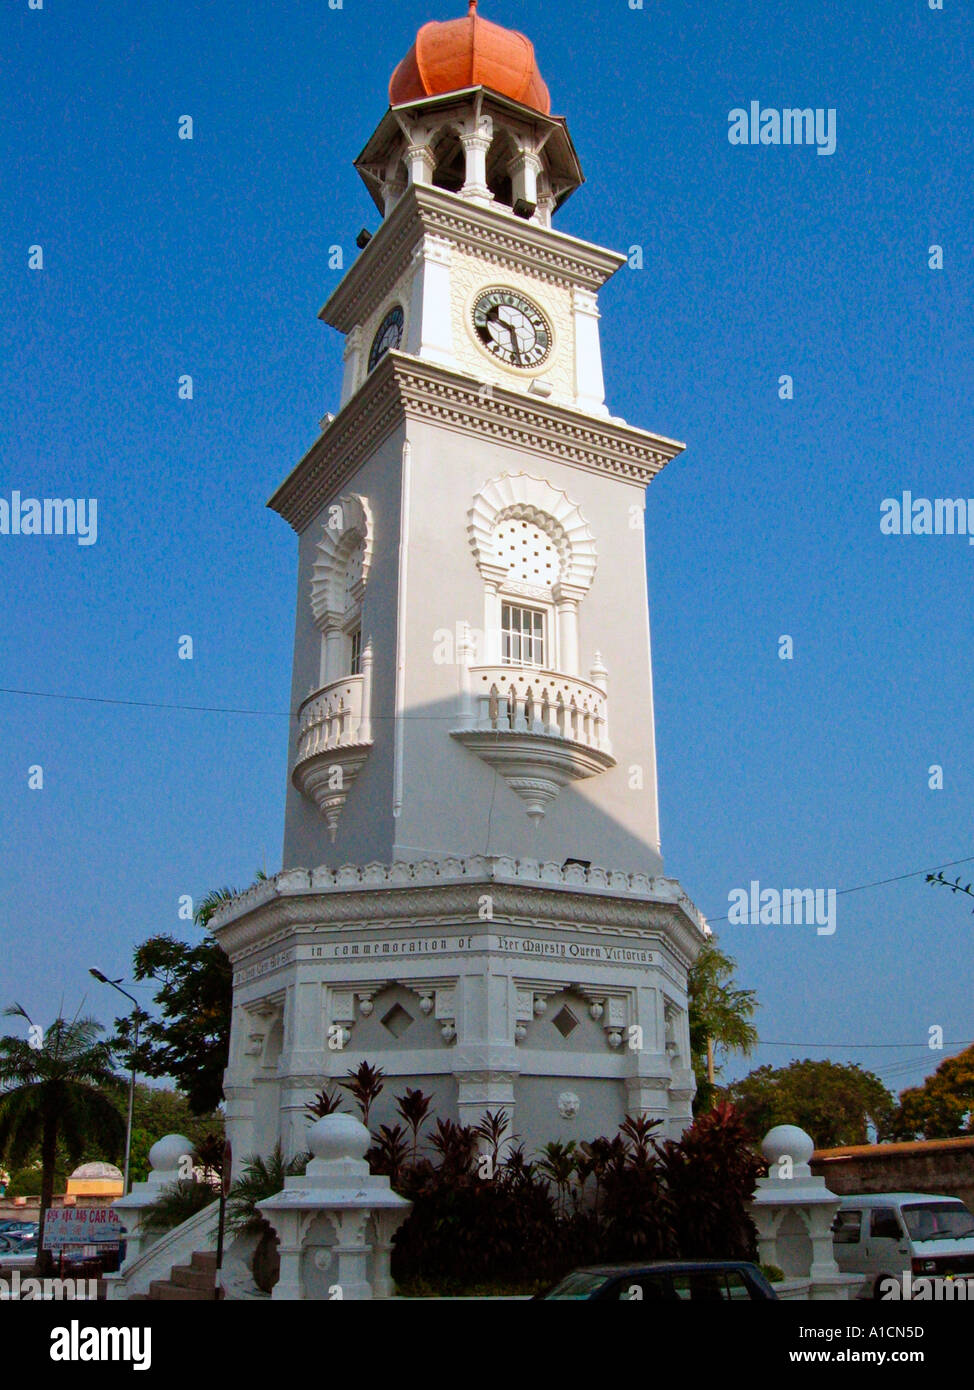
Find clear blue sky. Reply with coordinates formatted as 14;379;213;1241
1;0;971;1109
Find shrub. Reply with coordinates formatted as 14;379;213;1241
142;1179;217;1232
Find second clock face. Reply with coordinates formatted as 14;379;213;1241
472;288;551;369
368;305;404;373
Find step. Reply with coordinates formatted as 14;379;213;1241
191;1251;218;1273
148;1279;211;1301
171;1264;216;1291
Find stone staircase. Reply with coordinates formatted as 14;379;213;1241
131;1250;223;1301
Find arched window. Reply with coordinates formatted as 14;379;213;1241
309;494;374;688
467;473;597;676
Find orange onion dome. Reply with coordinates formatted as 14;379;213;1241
389;1;551;115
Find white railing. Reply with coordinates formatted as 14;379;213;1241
295;674;370;763
103;1200;219;1301
461;666;611;754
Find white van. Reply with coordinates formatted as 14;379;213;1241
832;1192;974;1297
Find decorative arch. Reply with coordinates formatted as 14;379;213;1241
430;127;466;193
310;494;374;632
467;473;597;593
486;127;518;207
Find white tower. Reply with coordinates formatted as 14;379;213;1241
213;2;708;1165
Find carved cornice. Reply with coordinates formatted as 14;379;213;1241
209;856;708;968
267;361;405;534
268;355;685;534
320;184;625;335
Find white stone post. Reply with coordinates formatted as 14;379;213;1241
406;235;454;366
339;326;363;408
257;1115;411;1301
589;650;609;744
749;1125;865;1300
110;1134;195;1266
554;590;579;675
457;621;475;725
572;287;609;417
483;579;502;664
322;618;343;686
359;638;374;742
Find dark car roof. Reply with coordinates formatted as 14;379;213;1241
572;1261;760;1276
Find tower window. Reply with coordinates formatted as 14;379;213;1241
502;604;544;668
349;627;362;676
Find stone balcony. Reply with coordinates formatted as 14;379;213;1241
292;674;372;840
452;663;615;822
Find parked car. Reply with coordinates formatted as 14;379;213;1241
832;1192;974;1297
0;1223;36;1245
537;1260;779;1300
0;1223;38;1244
0;1235;39;1264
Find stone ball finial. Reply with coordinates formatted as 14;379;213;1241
761;1124;815;1169
308;1113;371;1164
149;1134;194;1173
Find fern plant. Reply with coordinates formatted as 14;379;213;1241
142;1178;217;1232
227;1145;308;1233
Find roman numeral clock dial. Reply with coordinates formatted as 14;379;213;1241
472;288;551;369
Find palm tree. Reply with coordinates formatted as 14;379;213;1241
226;1144;308;1294
0;1006;126;1272
687;941;758;1111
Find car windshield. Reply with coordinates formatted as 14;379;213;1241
545;1270;613;1299
902;1202;974;1241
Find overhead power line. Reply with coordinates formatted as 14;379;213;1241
0;686;294;718
704;854;974;924
752;1039;973;1050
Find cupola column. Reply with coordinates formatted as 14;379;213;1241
382;174;407;217
405;142;436;188
460;127;494;205
509;151;543;218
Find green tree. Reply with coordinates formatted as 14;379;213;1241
687;941;758;1111
110;876;264;1114
891;1045;974;1140
0;1008;125;1272
724;1059;895;1148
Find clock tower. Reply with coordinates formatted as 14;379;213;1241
212;2;708;1166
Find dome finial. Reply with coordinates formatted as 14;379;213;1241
468;0;478;13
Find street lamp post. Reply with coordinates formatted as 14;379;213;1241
89;970;142;1196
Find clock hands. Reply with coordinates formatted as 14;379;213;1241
490;304;533;365
474;291;549;368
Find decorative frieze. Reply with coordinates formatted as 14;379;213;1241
267;354;684;535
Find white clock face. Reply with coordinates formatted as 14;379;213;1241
472;288;551;369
